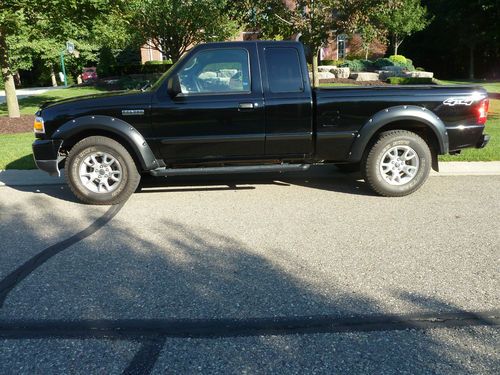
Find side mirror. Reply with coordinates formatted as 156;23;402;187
167;74;182;98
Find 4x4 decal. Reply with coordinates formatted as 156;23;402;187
443;97;474;106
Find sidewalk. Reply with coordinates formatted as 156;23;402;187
1;162;499;187
0;86;60;104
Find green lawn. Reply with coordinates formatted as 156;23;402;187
436;80;500;94
0;132;36;169
439;98;499;161
0;86;498;170
0;86;109;116
319;82;358;88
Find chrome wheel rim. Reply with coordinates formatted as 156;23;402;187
78;152;123;193
379;145;419;186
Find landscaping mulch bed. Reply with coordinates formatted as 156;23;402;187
0;115;35;134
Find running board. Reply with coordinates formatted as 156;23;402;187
149;164;310;177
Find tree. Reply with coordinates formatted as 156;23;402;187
237;0;390;87
378;0;429;56
403;0;499;79
127;0;240;63
0;0;123;118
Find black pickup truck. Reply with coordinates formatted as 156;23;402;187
32;41;490;204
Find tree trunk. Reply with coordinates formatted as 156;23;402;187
50;65;58;87
394;36;399;56
0;33;20;118
365;46;369;60
76;75;83;84
312;48;319;88
469;45;475;80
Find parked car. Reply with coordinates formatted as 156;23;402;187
32;41;490;205
82;67;97;82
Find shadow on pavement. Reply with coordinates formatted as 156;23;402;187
0;192;497;373
7;165;374;204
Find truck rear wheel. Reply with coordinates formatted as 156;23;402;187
65;136;140;205
363;130;431;197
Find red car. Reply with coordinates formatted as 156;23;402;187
82;67;97;82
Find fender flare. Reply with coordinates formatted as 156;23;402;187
348;105;449;162
53;115;159;170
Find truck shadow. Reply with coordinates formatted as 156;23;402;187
138;165;374;197
5;165;375;203
0;194;497;373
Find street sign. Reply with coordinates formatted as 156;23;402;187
66;41;75;54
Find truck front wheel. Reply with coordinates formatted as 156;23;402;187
65;136;140;205
363;130;431;197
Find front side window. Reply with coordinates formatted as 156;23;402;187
178;49;250;94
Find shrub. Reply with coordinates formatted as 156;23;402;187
374;58;394;69
387;77;433;85
389;55;407;65
144;59;173;65
340;59;374;72
99;63;173;77
319;59;336;66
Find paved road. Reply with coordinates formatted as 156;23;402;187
0;169;498;374
0;86;60;104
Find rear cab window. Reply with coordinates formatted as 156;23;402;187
264;48;304;93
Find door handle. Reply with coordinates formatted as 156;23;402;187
238;102;254;110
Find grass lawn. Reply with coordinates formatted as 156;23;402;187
0;132;36;169
0;86;498;170
436;80;500;94
319;82;358;87
439;98;499;161
0;86;109;116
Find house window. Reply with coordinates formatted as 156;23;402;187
337;34;347;59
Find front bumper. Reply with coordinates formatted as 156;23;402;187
32;139;63;176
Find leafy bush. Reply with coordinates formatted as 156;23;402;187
389;55;407;65
375;56;415;71
374;58;395;69
144;59;173;65
340;59;374;72
387;77;433;85
319;59;336;66
99;63;173;77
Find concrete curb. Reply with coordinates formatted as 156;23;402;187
1;162;499;187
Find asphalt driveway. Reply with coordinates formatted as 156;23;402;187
0;169;498;374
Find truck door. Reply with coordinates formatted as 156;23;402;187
258;44;313;156
152;44;265;163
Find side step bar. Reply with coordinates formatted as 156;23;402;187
149;164;310;177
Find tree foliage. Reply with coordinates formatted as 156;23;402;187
404;0;499;79
236;0;394;86
378;0;430;55
127;0;240;62
0;0;125;117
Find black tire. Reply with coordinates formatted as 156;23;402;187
335;162;360;173
65;136;140;205
363;130;431;197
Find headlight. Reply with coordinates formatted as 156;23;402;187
34;116;45;134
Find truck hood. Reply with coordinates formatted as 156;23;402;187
39;90;145;111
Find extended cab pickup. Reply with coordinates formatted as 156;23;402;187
32;41;490;204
